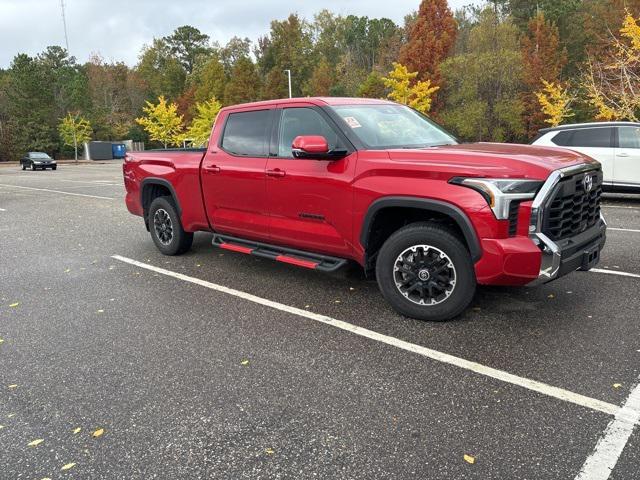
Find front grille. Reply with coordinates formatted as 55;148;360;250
508;201;520;236
542;169;602;241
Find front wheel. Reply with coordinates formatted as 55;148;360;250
376;222;476;322
148;196;193;255
31;164;36;171
21;163;26;170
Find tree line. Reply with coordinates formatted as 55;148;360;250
0;0;639;160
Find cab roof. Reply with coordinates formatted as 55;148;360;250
539;121;640;134
220;96;396;112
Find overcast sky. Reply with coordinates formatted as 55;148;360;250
0;0;476;68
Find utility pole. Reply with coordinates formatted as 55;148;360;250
284;69;292;98
60;0;70;53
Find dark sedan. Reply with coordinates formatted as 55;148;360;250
21;152;57;171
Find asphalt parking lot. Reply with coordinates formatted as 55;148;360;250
0;162;639;479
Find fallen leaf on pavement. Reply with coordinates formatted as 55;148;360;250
97;310;104;313
613;383;622;389
265;448;275;455
64;269;70;273
9;302;19;307
8;384;17;389
92;428;104;438
0;425;4;429
0;338;4;344
60;462;76;471
464;454;475;464
547;294;555;298
241;360;249;366
72;427;81;434
28;439;44;447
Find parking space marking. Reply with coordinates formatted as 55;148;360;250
0;183;114;200
0;207;5;211
602;205;640;210
608;227;640;233
575;378;640;480
590;269;640;279
112;254;621;417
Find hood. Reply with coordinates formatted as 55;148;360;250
387;142;598;179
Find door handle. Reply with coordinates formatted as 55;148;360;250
266;168;286;178
616;153;630;157
204;165;221;173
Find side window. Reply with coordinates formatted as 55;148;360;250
278;108;340;158
551;131;573;146
618;126;640;149
221;110;270;156
569;128;613;148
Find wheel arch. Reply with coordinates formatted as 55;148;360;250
140;178;182;230
360;197;482;274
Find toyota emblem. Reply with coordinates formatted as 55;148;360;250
583;174;594;192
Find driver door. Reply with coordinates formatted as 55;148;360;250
265;104;357;257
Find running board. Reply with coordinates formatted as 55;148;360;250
212;234;348;273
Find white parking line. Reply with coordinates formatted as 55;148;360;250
590;269;640;279
112;254;620;417
608;227;640;233
0;208;5;211
0;183;113;200
602;205;640;210
575;378;640;480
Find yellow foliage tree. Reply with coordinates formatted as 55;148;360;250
184;98;222;147
382;62;439;114
535;80;574;126
583;11;640;121
58;113;92;162
136;96;185;148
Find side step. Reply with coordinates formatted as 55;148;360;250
212;234;348;273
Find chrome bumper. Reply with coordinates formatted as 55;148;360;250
527;163;606;286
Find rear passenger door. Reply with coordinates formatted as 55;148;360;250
614;126;640;188
200;108;273;240
553;127;615;185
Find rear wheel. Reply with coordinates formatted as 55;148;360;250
52;166;57;170
375;222;476;321
148;196;193;255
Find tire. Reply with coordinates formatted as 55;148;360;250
31;164;36;171
148;196;193;255
375;222;476;322
21;164;26;170
52;166;57;170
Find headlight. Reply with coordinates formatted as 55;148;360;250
33;161;42;164
450;178;544;219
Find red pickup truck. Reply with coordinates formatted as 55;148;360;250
123;97;606;321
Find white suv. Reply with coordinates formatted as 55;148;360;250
532;122;640;192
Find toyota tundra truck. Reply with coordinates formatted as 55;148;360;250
123;97;606;321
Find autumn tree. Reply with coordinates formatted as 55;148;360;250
184;98;221;147
440;7;524;142
58;112;92;161
304;58;334;96
399;0;457;86
584;11;640;121
136;96;184;148
520;12;567;138
383;63;439;114
358;71;387;99
224;57;261;105
536;80;574;126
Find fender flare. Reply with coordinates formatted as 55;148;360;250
360;196;482;263
140;178;182;217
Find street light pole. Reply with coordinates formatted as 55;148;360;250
284;69;292;98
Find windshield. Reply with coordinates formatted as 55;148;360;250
331;104;457;149
30;152;51;159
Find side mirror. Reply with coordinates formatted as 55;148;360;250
291;135;348;160
292;135;329;158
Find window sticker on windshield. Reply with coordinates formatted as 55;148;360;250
344;116;362;129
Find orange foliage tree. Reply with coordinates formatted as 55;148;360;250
520;12;567;139
399;0;456;89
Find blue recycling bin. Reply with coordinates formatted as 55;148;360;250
112;143;126;159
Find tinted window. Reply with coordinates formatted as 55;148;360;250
221;110;270;156
278;108;340;157
618;126;640;149
551;131;573;146
30;152;51;159
570;128;613;148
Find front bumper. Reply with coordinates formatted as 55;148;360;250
527;163;606;286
